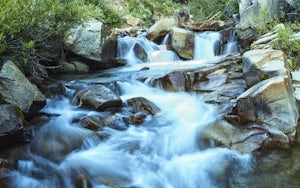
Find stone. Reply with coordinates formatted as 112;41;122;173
79;116;104;131
242;49;289;86
0;105;24;148
146;18;178;42
127;97;160;116
61;60;90;73
200;120;268;153
236;76;298;144
77;84;122;111
133;43;148;62
167;27;194;59
64;19;117;67
236;0;292;40
0;60;46;115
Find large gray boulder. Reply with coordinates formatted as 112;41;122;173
64;19;117;67
77;84;122;111
236;0;293;40
167;27;194;59
146;18;178;42
0;61;46;115
0;105;24;148
236;76;298;145
242;49;289;86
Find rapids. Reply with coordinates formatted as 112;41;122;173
5;29;299;188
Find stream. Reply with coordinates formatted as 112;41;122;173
3;29;300;188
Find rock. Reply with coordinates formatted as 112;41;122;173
79;116;104;131
77;84;122;111
236;76;298;145
200;120;268;153
127;97;160;116
0;60;46;115
0;105;24;148
64;19;117;67
167;27;194;59
236;0;292;41
146;18;178;42
61;60;90;73
133;43;148;62
242;49;289;86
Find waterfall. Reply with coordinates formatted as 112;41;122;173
193;31;222;60
5;27;253;188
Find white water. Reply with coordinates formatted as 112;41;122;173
193;32;222;60
7;29;251;188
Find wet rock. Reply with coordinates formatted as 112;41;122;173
153;71;188;91
151;58;246;114
127;97;160;116
242;49;289;86
167;27;194;59
133;43;148;62
30;120;96;163
79;116;104;131
77;84;122;111
236;76;298;145
146;18;178;42
200;120;269;153
0;105;24;148
0;60;46;115
61;60;90;73
75;174;92;188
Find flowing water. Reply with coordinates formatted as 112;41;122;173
3;29;300;188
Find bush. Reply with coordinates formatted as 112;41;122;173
126;0;184;27
0;0;88;77
189;0;238;20
272;23;300;70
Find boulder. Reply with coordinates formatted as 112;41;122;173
77;84;122;111
200;120;269;153
0;105;24;148
79;116;104;131
236;76;298;145
61;60;90;73
0;61;46;115
64;19;117;67
236;0;292;40
242;49;289;86
133;43;149;62
167;27;194;59
127;97;160;116
146;18;178;42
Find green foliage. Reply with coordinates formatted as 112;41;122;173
0;0;89;76
126;0;184;26
84;0;121;27
252;9;278;35
271;23;300;70
189;0;238;20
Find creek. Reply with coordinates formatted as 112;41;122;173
3;29;300;188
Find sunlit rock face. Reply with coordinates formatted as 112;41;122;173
0;60;46;115
242;49;289;86
167;27;194;59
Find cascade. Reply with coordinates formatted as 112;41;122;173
4;28;257;188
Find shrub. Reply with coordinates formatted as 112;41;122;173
0;0;88;77
272;23;300;70
189;0;238;20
